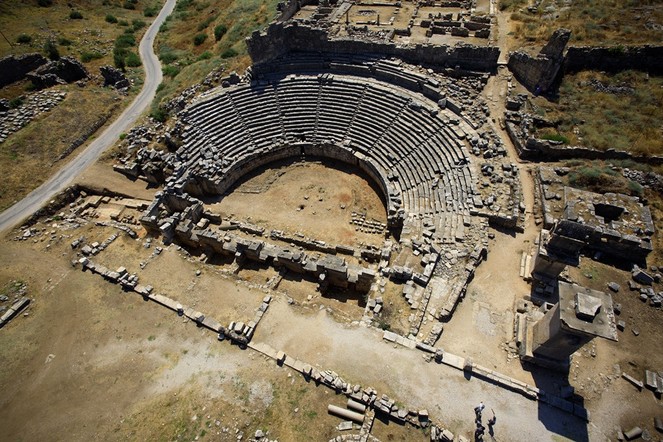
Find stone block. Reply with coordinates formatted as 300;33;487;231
633;268;654;285
645;370;658;390
622;373;643;390
654;416;663;433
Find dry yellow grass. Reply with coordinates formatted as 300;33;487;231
0;1;162;210
507;0;663;46
531;70;663;157
0;85;125;210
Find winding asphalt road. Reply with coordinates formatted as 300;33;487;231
0;0;176;233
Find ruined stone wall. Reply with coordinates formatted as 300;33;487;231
246;22;499;71
276;0;317;22
183;141;402;228
509;43;663;94
0;53;48;87
507;29;570;94
507;52;556;94
564;45;663;75
524;137;663;164
506;121;663;164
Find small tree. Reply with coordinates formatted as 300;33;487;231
105;14;118;23
220;48;238;59
9;97;24;109
114;53;126;71
44;38;60;60
214;24;227;41
17;34;32;44
69;10;83;19
150;106;168;122
126;52;141;67
132;19;146;31
193;33;207;46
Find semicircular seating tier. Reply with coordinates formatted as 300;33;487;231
169;74;479;229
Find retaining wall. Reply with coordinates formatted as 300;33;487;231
564;45;663;75
246;22;500;71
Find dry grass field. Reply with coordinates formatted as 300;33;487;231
503;0;663;46
0;0;279;211
0;0;160;210
530;70;663;157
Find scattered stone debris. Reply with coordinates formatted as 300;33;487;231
99;65;130;91
0;90;66;143
26;56;89;89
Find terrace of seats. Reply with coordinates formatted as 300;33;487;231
175;74;477;220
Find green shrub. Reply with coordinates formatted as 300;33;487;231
69;10;83;19
44;39;60;60
197;15;215;31
119;133;127;140
627;180;643;196
220;47;238;58
162;65;180;77
123;1;136;10
159;50;178;64
58;37;72;46
118;19;129;26
540;132;570;144
150;106;168;122
114;53;126;70
132;19;146;31
81;51;103;62
144;6;157;17
159;22;169;33
193;33;207;46
37;0;53;6
126;52;141;67
106;14;118;23
116;33;136;49
197;51;212;60
176;0;194;11
113;31;138;68
214;24;227;41
9;97;24;109
17;34;32;44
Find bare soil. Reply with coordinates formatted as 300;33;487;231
209;159;387;249
1;146;661;441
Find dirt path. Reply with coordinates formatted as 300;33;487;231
0;0;176;233
254;299;588;441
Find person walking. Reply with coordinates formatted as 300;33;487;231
474;401;485;418
474;424;485;442
487;409;496;437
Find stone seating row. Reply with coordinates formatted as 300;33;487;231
180;75;475;216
